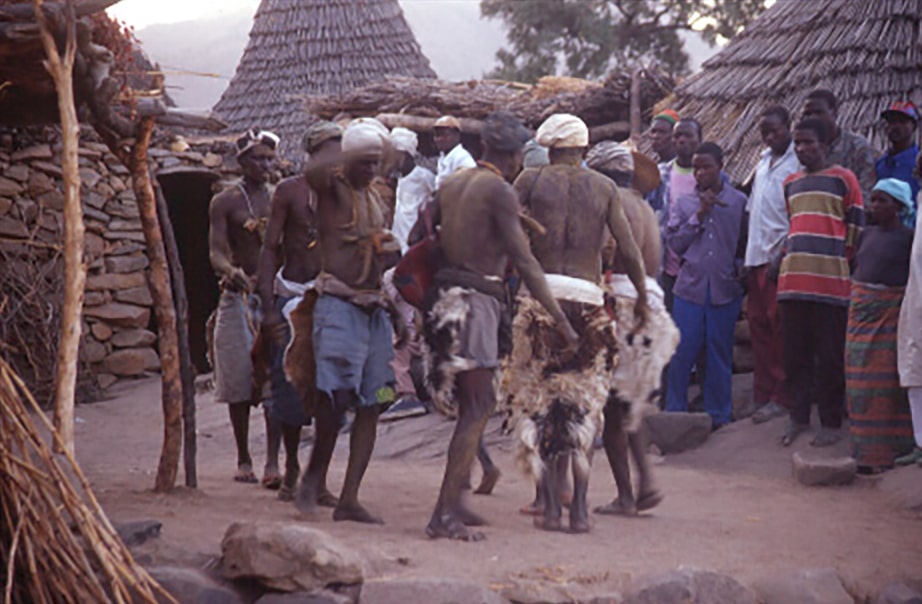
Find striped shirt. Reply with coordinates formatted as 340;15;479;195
778;165;864;306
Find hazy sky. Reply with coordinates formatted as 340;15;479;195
108;0;258;27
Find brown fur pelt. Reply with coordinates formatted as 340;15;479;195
283;289;320;418
503;295;617;479
250;329;271;406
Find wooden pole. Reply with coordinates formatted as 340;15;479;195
35;0;84;456
153;179;197;488
129;118;183;492
630;66;643;141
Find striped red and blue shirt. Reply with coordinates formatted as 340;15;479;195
778;165;865;306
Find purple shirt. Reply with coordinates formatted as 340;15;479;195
666;178;748;306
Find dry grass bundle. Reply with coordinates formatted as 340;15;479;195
307;68;674;131
0;357;174;604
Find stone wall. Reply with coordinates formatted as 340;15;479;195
0;126;239;399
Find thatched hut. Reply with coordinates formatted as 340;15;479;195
667;0;922;183
213;0;437;161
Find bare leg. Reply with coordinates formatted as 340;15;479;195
333;394;384;524
520;451;569;514
473;437;501;495
628;424;663;512
520;482;545;515
295;395;340;514
427;369;494;541
569;452;590;533
534;454;563;531
229;403;256;482
595;396;636;515
263;410;282;488
275;423;301;501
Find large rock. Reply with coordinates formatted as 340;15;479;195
12;144;52;162
0;197;11;217
359;579;508;604
90;321;113;341
644;413;712;454
106;253;149;273
111;328;157;348
0;175;22;197
624;568;757;604
146;567;245;604
86;271;147;291
4;164;29;182
877;581;922;604
115;286;154;306
501;579;613;603
752;568;852;604
79;167;101;190
27;170;55;196
80;338;108;364
104;348;161;375
221;522;363;592
792;451;857;487
37;189;64;211
256;591;352;604
84;302;150;328
0;216;28;238
114;519;161;547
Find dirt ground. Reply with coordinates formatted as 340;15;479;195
73;376;922;599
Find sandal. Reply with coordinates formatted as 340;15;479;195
262;473;282;490
779;420;809;447
894;448;922;466
810;428;842;448
752;402;787;425
234;466;258;483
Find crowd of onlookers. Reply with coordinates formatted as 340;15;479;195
644;90;921;473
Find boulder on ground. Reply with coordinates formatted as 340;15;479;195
104;347;161;376
877;581;922;604
147;566;245;604
792;451;857;486
256;590;353;604
644;412;712;454
624;568;757;604
221;522;363;593
359;578;508;604
114;519;162;547
752;567;852;604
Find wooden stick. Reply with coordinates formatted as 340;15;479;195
35;0;85;457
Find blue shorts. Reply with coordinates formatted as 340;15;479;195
313;294;395;408
264;295;311;427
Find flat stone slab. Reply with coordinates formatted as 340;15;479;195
644;412;712;454
359;578;508;604
753;567;853;604
792;451;857;486
147;566;245;604
877;581;922;604
624;568;757;604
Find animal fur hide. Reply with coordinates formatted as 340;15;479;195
282;289;320;418
503;295;617;479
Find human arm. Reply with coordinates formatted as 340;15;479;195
606;187;649;328
665;193;704;256
208;192;251;292
494;183;577;345
257;185;290;339
842;169;866;261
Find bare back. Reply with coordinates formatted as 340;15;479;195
515;165;624;282
611;186;661;276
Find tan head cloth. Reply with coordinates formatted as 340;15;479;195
535;113;589;148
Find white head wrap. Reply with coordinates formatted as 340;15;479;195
390;127;418;155
342;118;389;154
586;141;634;174
535;113;589;149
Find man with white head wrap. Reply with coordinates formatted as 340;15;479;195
381;127;435;420
504;115;652;533
284;117;402;524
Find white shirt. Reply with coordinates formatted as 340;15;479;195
744;142;800;267
435;143;476;190
898;201;922;387
392;165;436;253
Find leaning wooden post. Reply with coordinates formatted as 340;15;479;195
630;66;643;140
129;117;183;491
35;0;84;456
153;179;197;488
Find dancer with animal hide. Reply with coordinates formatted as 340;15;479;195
423;112;579;541
587;141;678;516
506;115;650;533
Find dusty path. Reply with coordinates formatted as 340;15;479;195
75;377;922;598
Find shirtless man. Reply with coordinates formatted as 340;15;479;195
507;116;649;534
209;128;280;484
257;121;342;500
294;119;401;524
586;141;677;516
424;112;579;541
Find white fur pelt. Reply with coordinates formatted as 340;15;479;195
502;294;617;479
422;286;501;417
606;274;680;432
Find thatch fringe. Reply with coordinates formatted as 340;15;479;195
664;0;922;183
213;0;437;161
0;357;174;604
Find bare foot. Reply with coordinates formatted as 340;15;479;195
636;490;663;512
533;516;563;531
473;466;501;495
333;503;384;524
561;491;573;509
455;505;488;527
568;519;590;534
426;514;485;541
234;465;258;484
593;499;637;516
294;487;321;515
519;500;543;516
317;489;339;508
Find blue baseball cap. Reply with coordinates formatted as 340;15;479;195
872;178;914;211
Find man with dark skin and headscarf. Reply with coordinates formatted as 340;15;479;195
257;121;342;501
424;112;579;541
506;116;650;534
291;118;403;524
209;128;279;484
649;109;678;163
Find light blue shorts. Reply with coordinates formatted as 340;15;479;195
312;294;395;407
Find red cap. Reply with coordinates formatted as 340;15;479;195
881;100;919;122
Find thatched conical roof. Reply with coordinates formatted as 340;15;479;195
669;0;922;183
213;0;437;160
